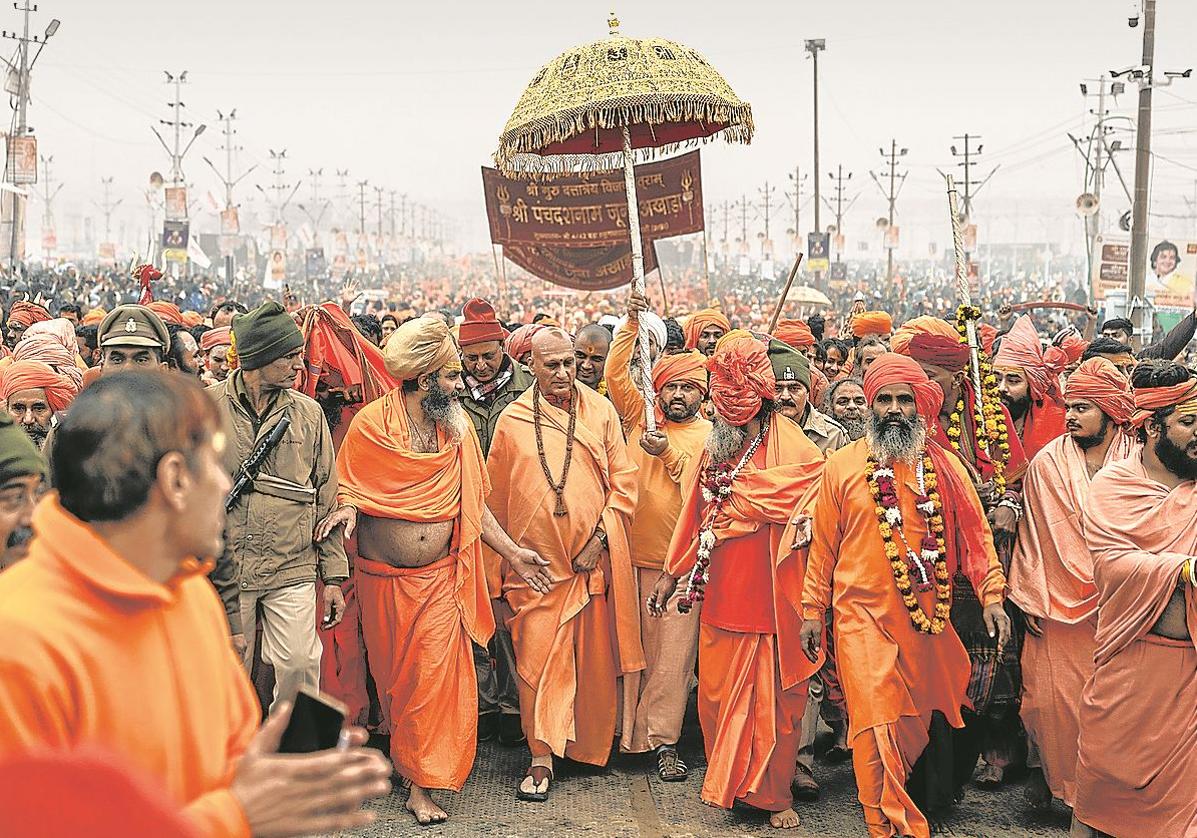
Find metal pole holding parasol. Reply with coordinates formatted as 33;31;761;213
945;173;989;456
494;13;754;435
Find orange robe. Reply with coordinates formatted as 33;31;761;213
804;440;1006;838
485;382;642;764
0;495;260;837
1007;430;1136;806
1074;456;1197;837
665;413;823;812
337;392;494;791
607;320;711;753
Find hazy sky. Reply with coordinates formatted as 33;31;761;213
20;0;1197;257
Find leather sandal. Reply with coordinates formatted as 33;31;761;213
516;765;553;802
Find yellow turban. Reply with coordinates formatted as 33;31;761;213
383;316;461;382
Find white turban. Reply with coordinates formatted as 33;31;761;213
613;310;667;350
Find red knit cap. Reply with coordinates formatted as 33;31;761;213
458;298;509;348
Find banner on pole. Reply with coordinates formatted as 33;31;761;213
5;136;36;185
162;220;189;251
807;232;830;272
220;208;240;235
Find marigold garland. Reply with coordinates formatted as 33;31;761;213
953;305;1010;494
866;454;952;635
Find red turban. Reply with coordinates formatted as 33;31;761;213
706;330;775;426
683;309;731;350
6;302;50;330
1064;357;1134;426
891;316;969;371
852;310;893;338
200;326;232;352
977;323;997;356
863;353;944;421
458;298;509;347
504;323;545;362
774;318;815;350
1054;328;1088;366
1;360;78;412
1130;377;1197;429
146;301;187;327
993;315;1068;403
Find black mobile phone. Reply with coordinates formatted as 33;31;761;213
278;687;347;754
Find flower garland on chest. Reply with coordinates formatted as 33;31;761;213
865;453;952;634
950;304;1011;494
677;422;768;614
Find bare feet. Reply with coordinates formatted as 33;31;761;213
768;807;800;829
405;784;448;825
1025;767;1053;812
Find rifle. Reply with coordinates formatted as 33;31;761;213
225;414;292;512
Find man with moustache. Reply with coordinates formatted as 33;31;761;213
457;297;535;745
1;361;77;450
1071;360;1197;838
827;378;868;441
574;323;612;393
608;291;710;780
683;308;731;357
993;315;1068;462
323;316;550;825
1005;358;1137;812
801;354;1010;837
768;339;848;455
654;330;824;829
0;410;44;570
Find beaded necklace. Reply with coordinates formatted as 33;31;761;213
532;382;576;517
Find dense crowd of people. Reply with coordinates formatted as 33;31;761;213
0;255;1193;838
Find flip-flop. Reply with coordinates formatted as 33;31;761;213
516;765;553;802
656;746;688;782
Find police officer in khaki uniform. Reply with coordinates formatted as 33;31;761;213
95;305;171;373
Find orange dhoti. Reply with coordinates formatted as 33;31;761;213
1019;617;1096;806
697;625;807;811
508;571;618;764
356;556;477;790
316;571;371;728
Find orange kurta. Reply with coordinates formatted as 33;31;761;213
485;381;642;764
336;392;494;790
1018;399;1067;463
665;413;823;812
1007;431;1137;806
0;495;259;837
803;440;1006;838
1074;456;1197;837
607;320;711;753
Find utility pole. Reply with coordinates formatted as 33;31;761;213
734;194;748;245
1128;0;1157;347
152;71;206;189
785;165;807;256
388;190;397;238
805;38;826;281
35;154;60;256
822;165;855;261
92;176;121;244
203;109;256;283
1;5;61;270
946;133;999;261
870;139;908;283
1071;76;1122;284
756;180;776;254
356;181;368;235
296;167;329;240
373;186;384;242
720;199;730;247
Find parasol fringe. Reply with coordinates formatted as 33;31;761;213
494;95;753;175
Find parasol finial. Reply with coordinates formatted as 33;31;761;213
607;12;620;35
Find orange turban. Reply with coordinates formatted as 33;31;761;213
1064;357;1133;426
146;301;187;327
504;323;546;362
810;365;829;407
200;326;232;352
1130;376;1197;429
774;318;815;350
6;302;50;330
852;311;892;338
1;360;78;412
181;310;204;328
652;350;707;395
993;315;1068;402
1054;328;1088;366
81;308;107;326
891;316;969;372
977;323;997;356
706;329;775;426
683;309;731;350
863;353;944;421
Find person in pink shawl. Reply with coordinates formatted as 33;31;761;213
1006;358;1137;810
1072;360;1197;838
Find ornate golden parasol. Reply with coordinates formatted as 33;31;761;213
494;13;753;431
